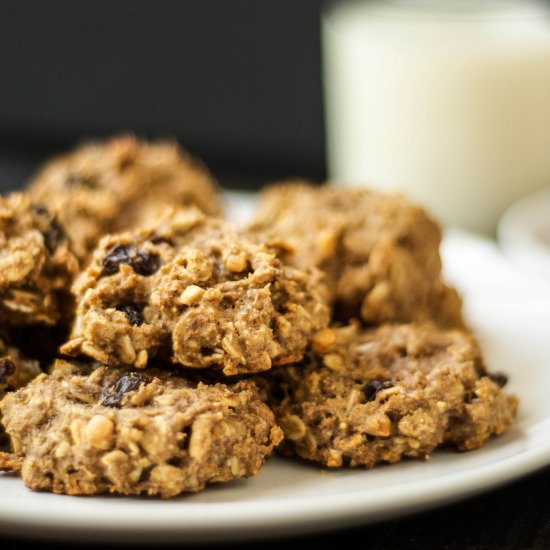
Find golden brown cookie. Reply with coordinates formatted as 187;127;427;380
61;208;330;376
262;322;517;468
0;337;41;445
0;193;78;328
28;135;222;263
0;360;282;497
249;182;463;327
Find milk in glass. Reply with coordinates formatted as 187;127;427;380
323;0;550;234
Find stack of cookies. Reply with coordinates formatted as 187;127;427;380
0;136;517;498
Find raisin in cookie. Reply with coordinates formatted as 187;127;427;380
0;361;282;497
0;193;78;328
0;337;41;444
262;323;517;468
249;182;463;327
61;208;330;375
28;135;222;263
0;339;41;399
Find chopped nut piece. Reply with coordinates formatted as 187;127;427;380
227;456;246;476
317;229;338;259
326;449;343;468
134;349;148;369
312;328;337;353
118;335;136;365
323;353;345;372
225;253;247;273
279;414;307;441
55;441;71;458
85;415;115;450
364;413;392;437
178;285;205;306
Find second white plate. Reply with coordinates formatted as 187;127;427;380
498;185;550;278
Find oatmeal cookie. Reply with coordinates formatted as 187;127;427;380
249;182;463;327
28;135;222;263
0;337;40;445
0;193;78;328
0;361;283;497
0;339;40;398
263;323;517;468
61;208;329;376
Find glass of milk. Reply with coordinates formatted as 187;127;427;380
323;0;550;235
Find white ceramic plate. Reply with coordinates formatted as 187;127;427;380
498;185;550;279
1;194;549;543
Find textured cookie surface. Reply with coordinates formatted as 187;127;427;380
0;361;283;497
29;135;222;263
0;338;41;444
0;339;40;398
263;323;517;468
0;193;78;328
61;208;330;375
249;182;463;327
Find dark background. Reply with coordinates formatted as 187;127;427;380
0;2;549;548
0;0;326;190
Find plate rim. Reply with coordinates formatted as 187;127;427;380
0;439;549;543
